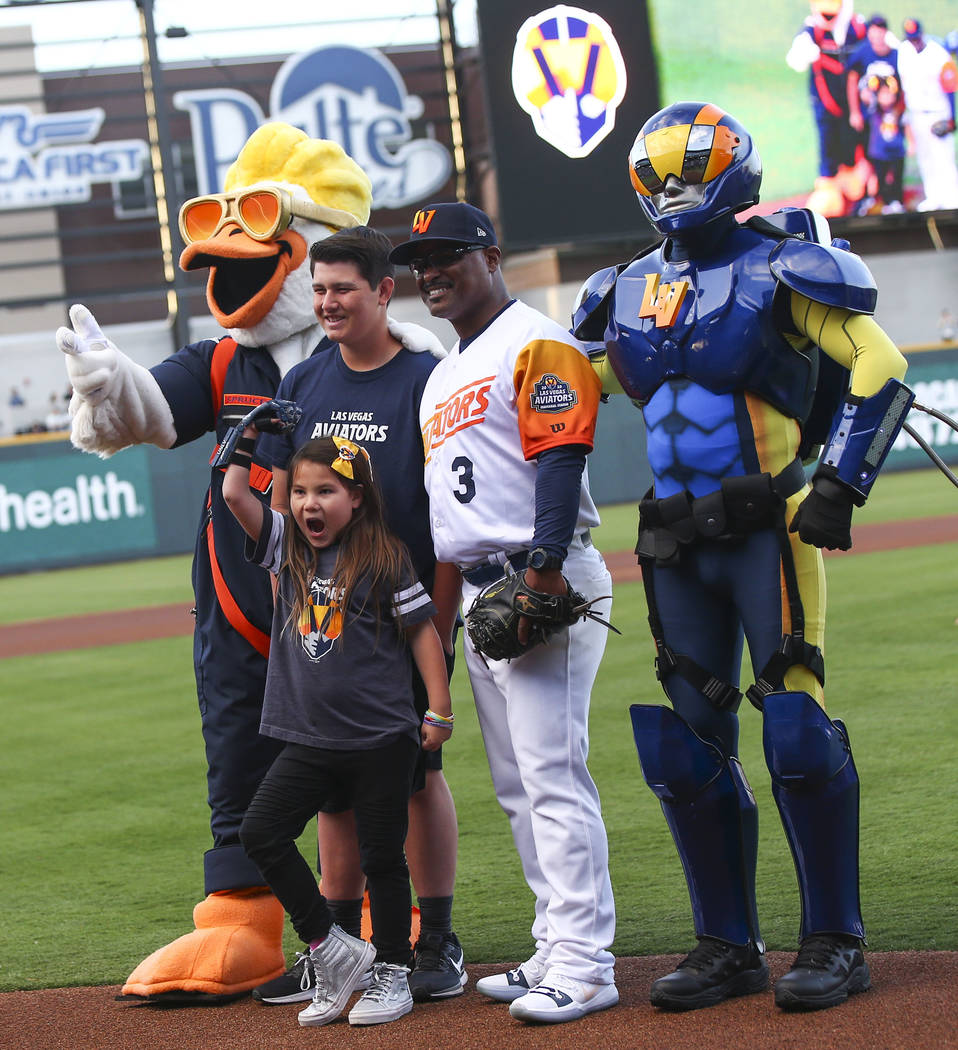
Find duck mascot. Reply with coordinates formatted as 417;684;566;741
57;122;441;1001
786;0;870;216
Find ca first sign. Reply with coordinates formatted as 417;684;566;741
0;105;147;211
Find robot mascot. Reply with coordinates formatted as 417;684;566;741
56;123;438;1001
786;0;869;216
574;101;913;1012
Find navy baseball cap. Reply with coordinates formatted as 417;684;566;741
903;17;922;38
389;202;497;264
867;14;887;28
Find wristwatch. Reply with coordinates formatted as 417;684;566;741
528;547;563;571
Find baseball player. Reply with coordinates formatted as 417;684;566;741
897;18;958;210
390;202;618;1025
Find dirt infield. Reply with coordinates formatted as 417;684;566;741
1;952;956;1050
3;516;957;660
3;517;955;1048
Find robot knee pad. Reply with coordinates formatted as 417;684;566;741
630;704;761;946
630;702;729;803
762;690;854;789
762;691;865;941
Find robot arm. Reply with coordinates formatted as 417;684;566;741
789;293;907;399
788;291;913;548
572;264;626;397
57;304;176;458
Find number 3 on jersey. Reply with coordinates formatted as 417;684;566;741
451;455;476;504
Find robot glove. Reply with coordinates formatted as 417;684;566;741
789;476;855;551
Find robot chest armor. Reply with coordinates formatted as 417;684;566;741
607;242;786;405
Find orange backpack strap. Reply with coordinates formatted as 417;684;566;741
210;337;238;417
205;342;272;659
205;493;271;659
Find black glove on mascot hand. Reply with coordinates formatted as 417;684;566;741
789;476;857;550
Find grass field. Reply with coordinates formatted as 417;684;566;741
0;470;956;991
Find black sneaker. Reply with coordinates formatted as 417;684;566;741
650;937;769;1011
775;934;870;1011
407;932;468;1002
253;950;373;1005
253;952;315;1004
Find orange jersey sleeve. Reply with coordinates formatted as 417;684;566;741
513;338;602;460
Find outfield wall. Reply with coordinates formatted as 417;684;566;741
1;345;956;575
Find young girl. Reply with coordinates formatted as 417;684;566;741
223;430;453;1029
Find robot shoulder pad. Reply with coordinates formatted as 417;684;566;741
572;264;620;342
769;238;877;315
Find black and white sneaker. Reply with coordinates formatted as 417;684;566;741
475;953;548;1002
253;950;373;1004
253;952;315;1004
407;932;468;1001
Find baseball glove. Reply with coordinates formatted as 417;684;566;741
931;118;955;138
464;570;618;662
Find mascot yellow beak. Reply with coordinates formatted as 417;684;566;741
176;122;372;331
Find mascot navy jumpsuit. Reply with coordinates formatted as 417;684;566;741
152;336;286;894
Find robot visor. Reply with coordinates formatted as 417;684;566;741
179;188;356;244
629;123;739;197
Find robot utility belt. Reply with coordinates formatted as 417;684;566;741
637;459;805;567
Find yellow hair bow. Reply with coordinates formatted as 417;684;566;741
330;436;371;481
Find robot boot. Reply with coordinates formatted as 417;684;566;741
762;691;870;1010
631;704;768;1010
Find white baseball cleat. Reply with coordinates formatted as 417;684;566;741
475;953;549;1002
509;971;619;1023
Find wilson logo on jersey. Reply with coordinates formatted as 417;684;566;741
422;376;494;457
638;274;690;328
530;373;578;414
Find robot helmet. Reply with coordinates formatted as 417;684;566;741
628;102;762;235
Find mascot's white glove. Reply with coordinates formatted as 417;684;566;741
387;316;447;360
57;304;176;458
786;30;821;72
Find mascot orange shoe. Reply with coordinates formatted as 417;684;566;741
122;889;285;1001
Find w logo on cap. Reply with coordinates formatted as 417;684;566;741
412;209;437;234
511;5;627;159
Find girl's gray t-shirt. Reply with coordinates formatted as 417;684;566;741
250;506;435;750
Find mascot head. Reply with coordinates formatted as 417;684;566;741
178;123;372;345
628;101;761;236
810;0;842;21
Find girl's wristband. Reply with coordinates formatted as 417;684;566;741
423;708;454;729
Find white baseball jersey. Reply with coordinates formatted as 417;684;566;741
898;38;955;116
419;299;601;567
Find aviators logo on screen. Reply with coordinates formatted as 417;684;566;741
511;5;627;159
